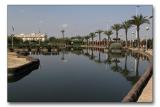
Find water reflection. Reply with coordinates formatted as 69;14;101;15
76;48;146;86
8;47;150;101
12;48;149;85
90;48;96;60
67;48;148;85
61;48;68;63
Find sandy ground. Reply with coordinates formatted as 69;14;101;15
138;77;153;102
8;52;30;68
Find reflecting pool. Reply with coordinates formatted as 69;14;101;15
8;48;150;102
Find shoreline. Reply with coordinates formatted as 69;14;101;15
122;48;153;102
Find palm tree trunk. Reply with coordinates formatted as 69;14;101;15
62;32;65;47
137;27;140;50
92;37;93;46
99;33;101;46
99;33;101;41
107;36;110;48
116;31;118;42
125;30;128;48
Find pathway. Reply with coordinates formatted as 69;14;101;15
8;52;30;69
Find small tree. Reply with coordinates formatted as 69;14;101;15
84;36;90;46
103;30;113;47
112;24;122;42
95;30;103;45
122;20;131;47
89;32;96;46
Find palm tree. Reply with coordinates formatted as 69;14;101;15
95;30;103;45
112;24;122;42
61;30;65;46
61;30;65;39
103;30;113;47
89;32;96;46
84;35;90;46
122;20;131;47
129;14;150;49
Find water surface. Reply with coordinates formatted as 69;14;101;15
8;48;150;102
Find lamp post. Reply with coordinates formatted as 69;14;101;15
11;26;14;49
11;34;14;49
136;5;140;16
134;5;139;73
38;28;41;46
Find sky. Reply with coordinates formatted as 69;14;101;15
7;5;153;40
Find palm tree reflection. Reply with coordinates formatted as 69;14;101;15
110;53;123;72
122;55;129;75
104;53;112;70
84;48;90;57
61;48;67;63
60;48;142;86
124;53;140;85
89;48;96;60
95;50;102;63
104;51;140;86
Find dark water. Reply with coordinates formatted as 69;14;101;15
8;48;150;102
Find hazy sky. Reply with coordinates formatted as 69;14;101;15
7;5;153;40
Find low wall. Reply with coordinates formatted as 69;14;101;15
122;49;153;102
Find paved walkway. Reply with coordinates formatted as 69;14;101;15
138;77;153;102
8;52;30;68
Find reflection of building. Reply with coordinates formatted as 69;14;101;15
15;33;47;42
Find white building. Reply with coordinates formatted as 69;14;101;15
15;33;47;42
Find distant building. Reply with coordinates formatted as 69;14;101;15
14;33;47;42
